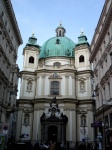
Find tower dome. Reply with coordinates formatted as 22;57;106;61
25;33;40;48
39;24;75;59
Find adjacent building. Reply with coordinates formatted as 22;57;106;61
16;23;94;147
90;0;112;148
0;0;22;138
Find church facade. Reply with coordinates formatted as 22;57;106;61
16;24;94;146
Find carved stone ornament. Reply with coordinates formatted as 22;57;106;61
22;75;36;81
40;98;68;123
80;128;86;135
23;108;32;113
49;73;61;79
78;109;87;114
78;77;86;81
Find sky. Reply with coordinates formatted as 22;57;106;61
11;0;105;97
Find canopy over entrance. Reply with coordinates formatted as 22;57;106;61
40;98;68;142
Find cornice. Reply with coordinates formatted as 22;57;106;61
0;68;9;85
3;0;23;45
90;1;112;62
100;64;112;86
23;46;40;55
76;70;93;75
0;45;11;66
75;44;90;51
94;43;112;69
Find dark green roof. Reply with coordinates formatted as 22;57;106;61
25;34;40;48
75;32;89;47
39;36;75;59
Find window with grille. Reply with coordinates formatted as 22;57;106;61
50;81;59;95
29;56;34;63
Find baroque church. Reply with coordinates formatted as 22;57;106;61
16;23;94;146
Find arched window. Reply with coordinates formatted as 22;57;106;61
79;55;84;62
50;81;59;95
81;115;86;126
29;56;34;63
59;30;61;36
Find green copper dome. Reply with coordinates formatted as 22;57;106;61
39;24;75;59
39;36;75;59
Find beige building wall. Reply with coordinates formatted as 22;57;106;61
0;0;22;138
90;0;112;148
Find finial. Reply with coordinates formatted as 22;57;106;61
32;30;35;36
81;28;84;34
60;21;62;26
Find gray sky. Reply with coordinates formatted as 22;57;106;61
11;0;105;97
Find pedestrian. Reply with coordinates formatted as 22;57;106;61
49;141;55;150
60;142;64;150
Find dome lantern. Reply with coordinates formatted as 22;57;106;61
55;22;66;37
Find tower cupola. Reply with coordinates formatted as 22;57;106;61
55;22;66;37
75;30;89;47
25;33;40;48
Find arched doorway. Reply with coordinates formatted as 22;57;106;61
48;125;57;142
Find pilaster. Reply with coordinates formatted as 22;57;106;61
41;75;45;96
16;110;23;140
32;110;37;140
65;75;69;95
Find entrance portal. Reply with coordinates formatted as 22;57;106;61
48;125;57;142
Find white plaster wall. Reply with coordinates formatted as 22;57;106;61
44;76;49;95
44;58;72;65
69;76;73;95
38;77;42;96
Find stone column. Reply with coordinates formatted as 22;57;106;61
45;124;48;141
35;77;39;98
41;75;45;96
58;125;61;141
61;124;64;141
65;75;69;96
72;76;75;98
16;110;23;140
32;110;37;140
